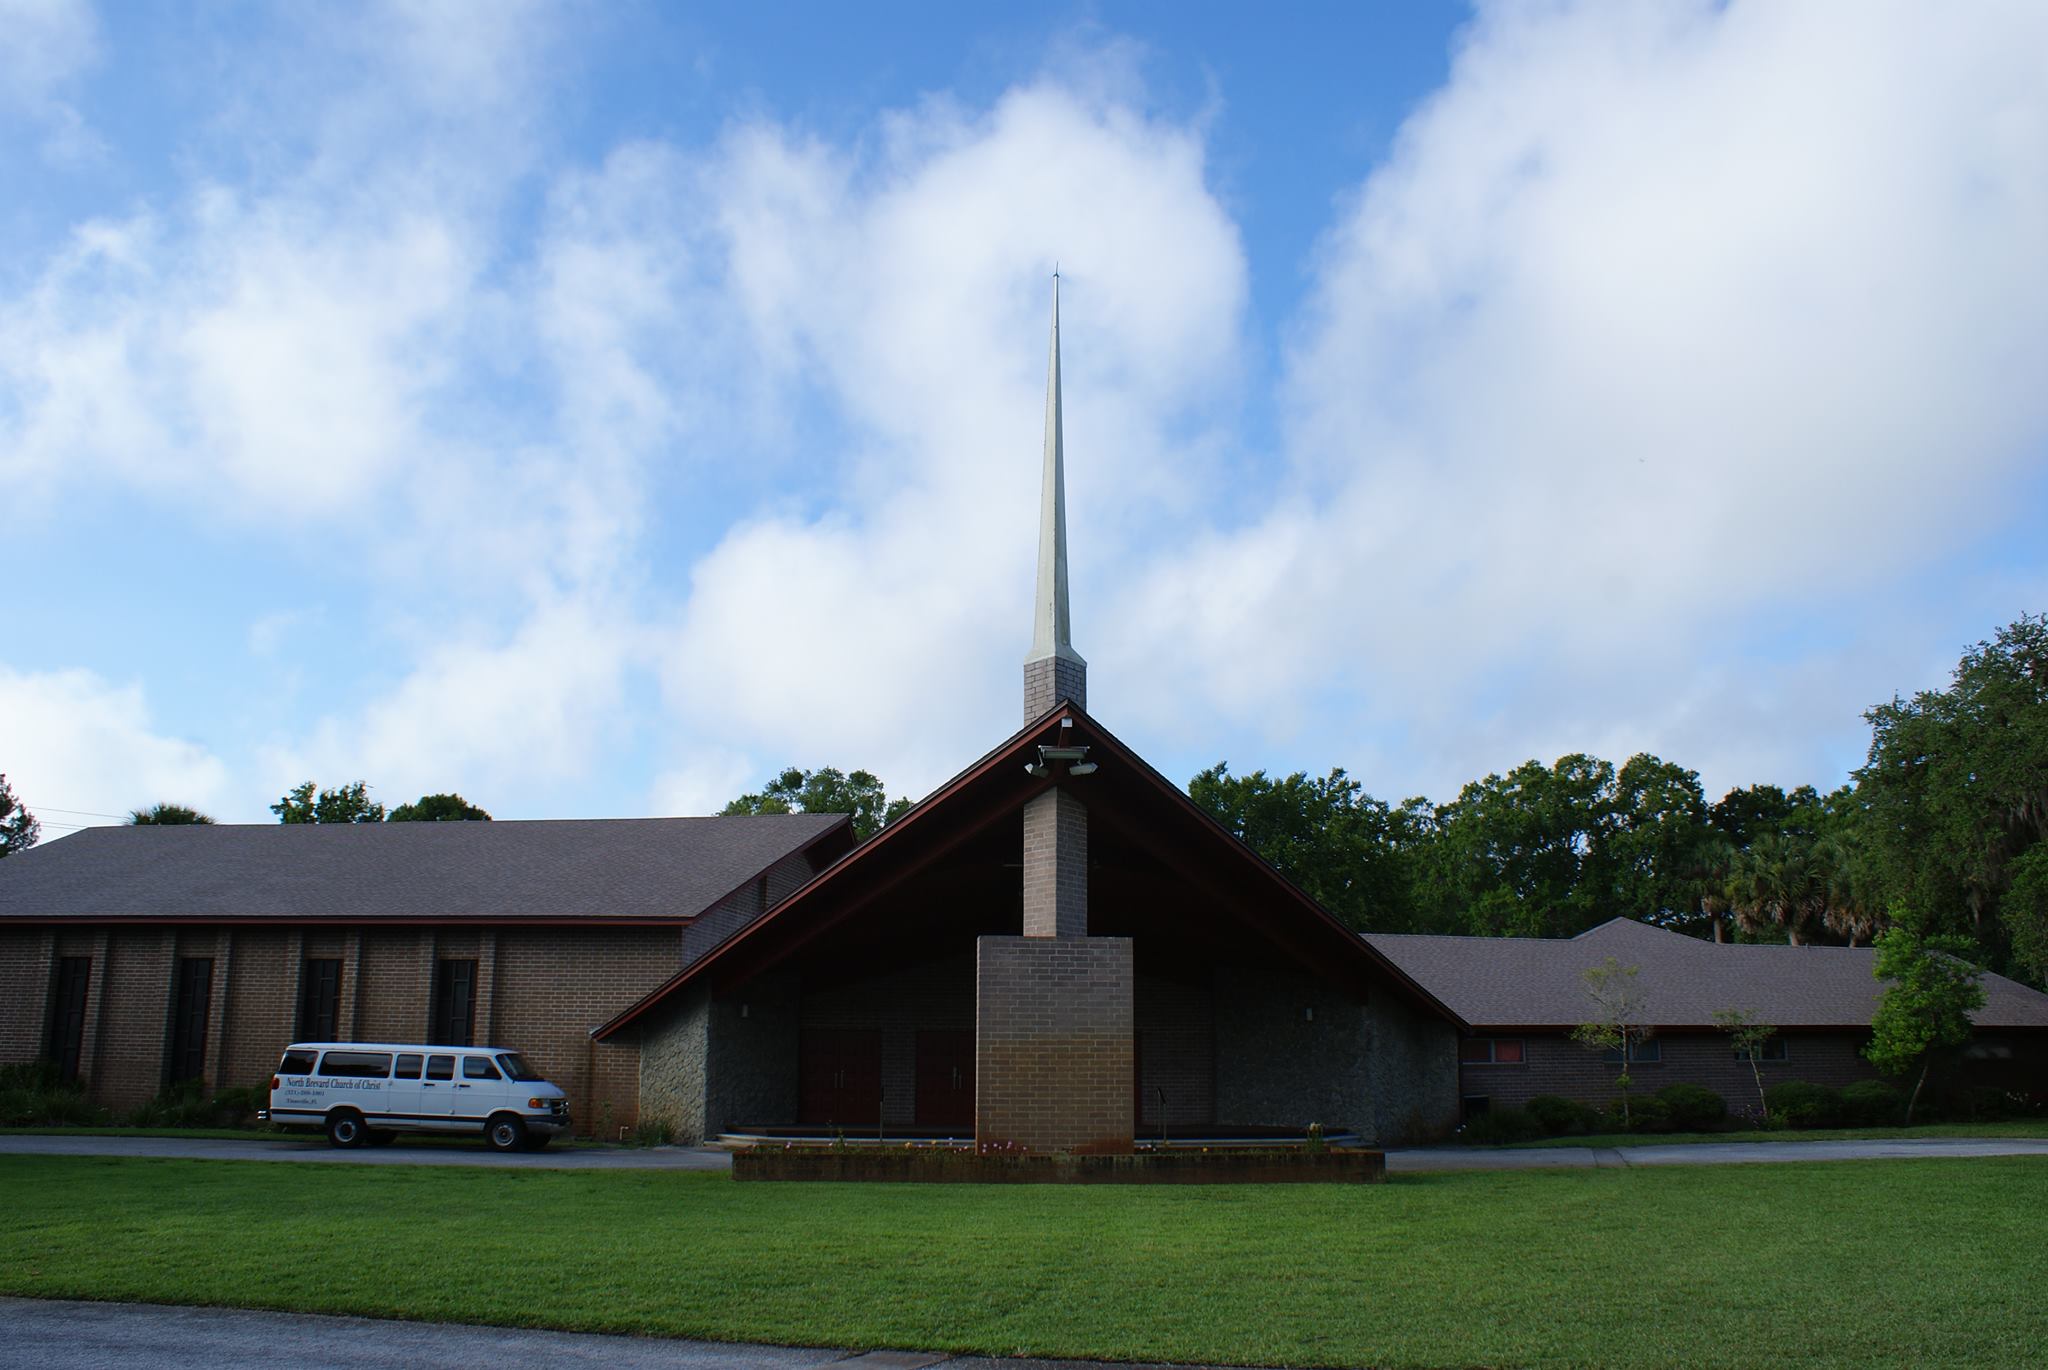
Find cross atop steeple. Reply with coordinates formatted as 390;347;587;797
1025;273;1087;720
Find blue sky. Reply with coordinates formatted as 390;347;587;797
4;0;2046;839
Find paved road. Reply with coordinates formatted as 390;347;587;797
4;1132;2046;1171
0;1298;1247;1370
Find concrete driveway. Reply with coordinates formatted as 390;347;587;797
4;1132;2046;1171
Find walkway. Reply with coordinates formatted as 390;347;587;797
3;1132;2045;1171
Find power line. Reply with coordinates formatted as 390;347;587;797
21;805;128;820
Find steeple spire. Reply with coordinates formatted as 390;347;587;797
1025;273;1087;720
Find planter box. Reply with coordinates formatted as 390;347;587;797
731;1147;1386;1184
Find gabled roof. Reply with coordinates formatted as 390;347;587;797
593;702;1462;1039
0;814;852;923
1365;917;2048;1030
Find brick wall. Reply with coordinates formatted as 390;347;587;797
1023;656;1086;719
1458;1029;1883;1117
1135;970;1213;1129
88;929;175;1108
975;935;1133;1153
222;930;293;1088
0;927;49;1064
1021;789;1087;938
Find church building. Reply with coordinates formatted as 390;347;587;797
0;281;1464;1147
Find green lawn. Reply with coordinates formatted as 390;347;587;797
1495;1118;2048;1149
3;1155;2044;1367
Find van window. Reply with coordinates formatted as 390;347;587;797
496;1053;544;1082
317;1051;393;1078
462;1056;502;1081
394;1054;423;1080
279;1049;317;1075
426;1055;454;1081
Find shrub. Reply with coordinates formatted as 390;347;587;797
1763;1080;1842;1128
1602;1095;1672;1133
1838;1079;1904;1127
1460;1108;1543;1145
0;1061;109;1127
1936;1085;2017;1123
1655;1083;1728;1132
1525;1095;1598;1136
631;1116;677;1147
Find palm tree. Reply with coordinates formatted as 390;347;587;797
1729;833;1825;945
1679;828;1738;942
128;803;217;826
1815;834;1885;946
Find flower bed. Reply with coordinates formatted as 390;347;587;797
731;1146;1386;1184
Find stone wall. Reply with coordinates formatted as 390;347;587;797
636;982;711;1140
1367;992;1460;1143
1213;963;1374;1136
976;935;1133;1153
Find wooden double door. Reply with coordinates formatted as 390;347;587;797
797;1028;976;1128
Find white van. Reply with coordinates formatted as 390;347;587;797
263;1042;571;1151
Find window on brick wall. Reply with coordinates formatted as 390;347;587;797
429;959;477;1046
1459;1037;1525;1064
1601;1039;1661;1064
45;957;91;1083
166;958;213;1084
298;958;341;1041
1734;1038;1788;1062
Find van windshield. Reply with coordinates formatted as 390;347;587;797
495;1053;544;1082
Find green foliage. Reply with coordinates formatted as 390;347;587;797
630;1116;677;1147
1524;1095;1600;1136
0;772;39;858
1838;1079;1904;1127
1189;763;1435;931
1459;1108;1543;1145
271;781;385;824
1604;1094;1672;1133
388;792;492;822
1867;915;1987;1122
121;1079;264;1129
1764;1080;1844;1129
1856;613;2048;973
128;803;216;825
722;766;910;841
0;1061;108;1126
1655;1083;1727;1131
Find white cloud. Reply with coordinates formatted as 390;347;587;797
1110;0;2048;794
0;0;102;162
0;665;230;828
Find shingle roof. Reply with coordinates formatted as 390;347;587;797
0;815;849;922
1364;918;2048;1030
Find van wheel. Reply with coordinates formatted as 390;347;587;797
326;1111;367;1148
484;1115;527;1153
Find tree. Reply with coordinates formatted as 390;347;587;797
1866;912;1988;1124
1433;754;1621;938
128;803;216;825
389;793;492;822
721;767;910;842
1570;956;1650;1125
1712;1007;1778;1120
1856;614;2048;969
1728;832;1828;945
271;781;385;824
1677;827;1738;942
1189;763;1435;932
0;773;39;858
1601;753;1711;927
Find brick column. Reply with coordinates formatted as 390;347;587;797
476;930;499;1045
975;935;1133;1154
1022;788;1087;938
340;929;364;1042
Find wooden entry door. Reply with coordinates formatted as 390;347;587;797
914;1030;974;1127
798;1029;882;1126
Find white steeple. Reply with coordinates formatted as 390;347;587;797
1024;274;1087;720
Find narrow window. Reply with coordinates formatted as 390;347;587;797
45;957;91;1083
1735;1038;1789;1062
166;958;213;1084
430;959;477;1046
297;958;342;1041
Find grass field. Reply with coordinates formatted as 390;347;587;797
3;1155;2044;1367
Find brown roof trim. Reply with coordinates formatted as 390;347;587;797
591;702;1464;1040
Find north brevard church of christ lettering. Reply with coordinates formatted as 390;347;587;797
4;285;2043;1144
